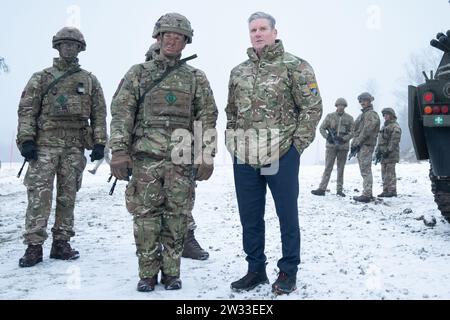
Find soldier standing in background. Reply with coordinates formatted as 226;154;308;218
311;98;354;197
351;92;380;203
374;108;401;197
16;27;107;267
144;41;209;261
109;13;218;292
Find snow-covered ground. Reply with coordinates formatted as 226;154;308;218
1;160;450;300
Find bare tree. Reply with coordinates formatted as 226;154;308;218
393;47;441;161
363;78;380;98
0;56;9;73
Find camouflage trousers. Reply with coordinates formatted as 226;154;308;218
186;180;197;231
318;147;348;192
23;146;86;245
381;162;397;193
125;158;193;279
357;145;375;197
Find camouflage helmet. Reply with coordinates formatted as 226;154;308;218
382;107;397;118
357;92;374;102
335;97;348;107
52;27;86;51
152;13;194;44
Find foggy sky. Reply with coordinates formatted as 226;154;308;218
1;0;449;165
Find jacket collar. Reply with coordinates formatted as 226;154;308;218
361;105;374;113
247;39;284;63
53;58;80;71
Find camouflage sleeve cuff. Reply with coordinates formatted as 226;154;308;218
17;136;35;145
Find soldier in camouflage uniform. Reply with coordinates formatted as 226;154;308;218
16;27;107;267
145;42;209;261
351;92;380;203
311;98;354;197
374;108;401;197
109;13;218;292
225;12;322;295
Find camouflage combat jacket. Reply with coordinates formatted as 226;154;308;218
375;119;402;163
17;58;107;150
225;40;323;166
319;111;354;150
352;106;380;147
109;54;218;160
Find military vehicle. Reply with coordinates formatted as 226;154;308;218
409;30;450;222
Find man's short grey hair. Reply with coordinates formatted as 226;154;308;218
248;12;276;29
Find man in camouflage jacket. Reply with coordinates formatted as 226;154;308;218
109;13;218;292
374;108;401;197
16;27;107;268
225;12;322;295
311;98;354;197
351;92;380;203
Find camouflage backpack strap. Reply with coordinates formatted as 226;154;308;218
136;54;197;107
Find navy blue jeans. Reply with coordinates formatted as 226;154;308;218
233;145;301;276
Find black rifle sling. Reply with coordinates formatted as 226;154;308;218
41;67;82;104
34;67;82;123
136;54;197;107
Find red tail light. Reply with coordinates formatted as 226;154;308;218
442;105;449;114
433;106;441;114
424;106;433;114
423;92;434;103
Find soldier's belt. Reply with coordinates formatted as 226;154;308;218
141;118;191;130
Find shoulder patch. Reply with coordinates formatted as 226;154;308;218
308;83;318;96
21;90;26;98
113;79;125;99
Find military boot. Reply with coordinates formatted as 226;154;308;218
182;229;209;260
353;195;372;203
272;271;297;295
161;273;182;290
230;270;269;292
19;244;43;268
378;191;397;198
311;189;325;196
337;191;346;197
137;274;158;292
50;240;80;260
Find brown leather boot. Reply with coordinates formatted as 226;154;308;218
19;244;43;268
50;240;79;260
182;229;209;260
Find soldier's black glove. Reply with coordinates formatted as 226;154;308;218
20;141;38;161
374;150;383;164
90;144;105;162
326;133;334;144
382;151;390;158
335;136;345;144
